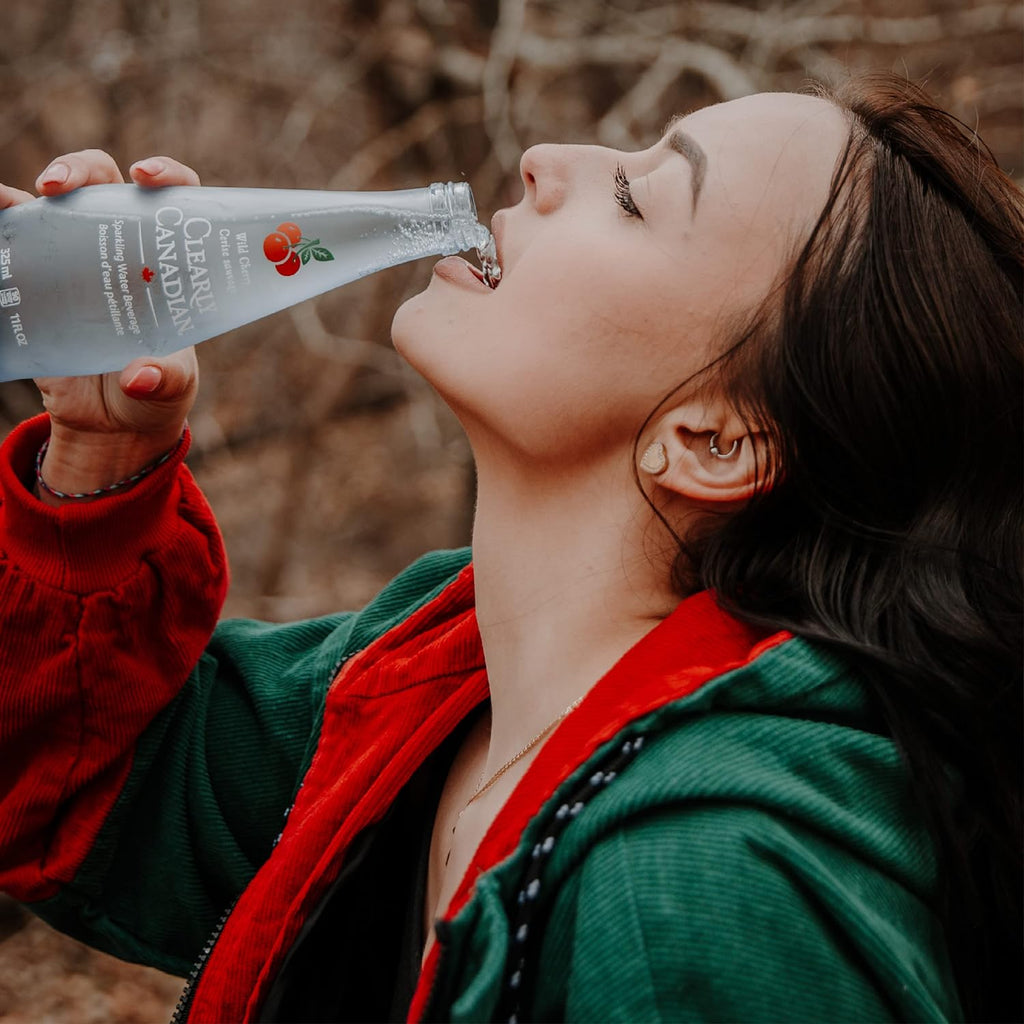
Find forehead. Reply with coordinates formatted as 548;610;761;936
679;92;850;233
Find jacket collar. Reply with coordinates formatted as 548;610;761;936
410;573;790;1021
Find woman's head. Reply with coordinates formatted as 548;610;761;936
688;74;1022;1022
392;91;849;472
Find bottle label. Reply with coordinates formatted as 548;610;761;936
0;247;26;349
82;208;258;346
95;217;150;339
216;227;254;293
147;207;221;335
262;221;334;276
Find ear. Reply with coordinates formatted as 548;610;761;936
642;400;769;506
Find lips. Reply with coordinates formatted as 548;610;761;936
432;255;493;289
432;215;505;290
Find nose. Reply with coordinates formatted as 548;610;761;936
519;143;575;214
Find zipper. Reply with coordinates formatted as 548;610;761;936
167;764;312;1023
169;894;240;1024
168;647;363;1024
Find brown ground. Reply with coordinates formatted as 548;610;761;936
0;0;1019;1019
0;899;183;1023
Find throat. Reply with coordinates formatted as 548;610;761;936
425;708;493;956
467;460;679;739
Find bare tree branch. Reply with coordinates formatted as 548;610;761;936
615;1;1022;49
597;50;693;148
287;303;406;375
326;95;482;188
482;0;529;174
516;35;759;99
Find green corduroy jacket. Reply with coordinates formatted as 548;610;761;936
0;413;962;1021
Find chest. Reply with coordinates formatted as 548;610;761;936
422;711;537;963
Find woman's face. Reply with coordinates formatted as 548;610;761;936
392;92;849;465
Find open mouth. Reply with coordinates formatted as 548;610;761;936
433;225;502;290
468;263;490;286
474;233;502;289
468;261;501;289
432;255;498;290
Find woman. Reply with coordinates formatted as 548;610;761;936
0;75;1019;1022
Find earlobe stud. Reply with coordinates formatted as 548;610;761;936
639;441;669;475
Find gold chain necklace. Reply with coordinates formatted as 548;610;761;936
444;695;585;866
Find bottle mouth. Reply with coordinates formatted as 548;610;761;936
430;181;492;254
445;181;477;221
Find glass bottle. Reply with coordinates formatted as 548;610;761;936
0;181;498;381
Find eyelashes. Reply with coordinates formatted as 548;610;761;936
614;164;643;219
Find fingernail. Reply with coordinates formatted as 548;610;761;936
132;159;164;176
126;365;162;393
40;162;69;185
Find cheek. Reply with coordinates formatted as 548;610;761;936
391;239;717;456
504;245;666;356
479;268;688;445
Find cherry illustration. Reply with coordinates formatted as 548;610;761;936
262;220;334;274
278;222;302;245
276;251;301;276
263;231;292;264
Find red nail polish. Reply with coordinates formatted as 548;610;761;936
41;163;70;185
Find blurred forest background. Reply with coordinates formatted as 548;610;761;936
0;0;1021;1019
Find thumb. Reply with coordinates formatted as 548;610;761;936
119;350;197;403
120;362;163;397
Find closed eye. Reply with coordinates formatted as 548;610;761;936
614;164;643;219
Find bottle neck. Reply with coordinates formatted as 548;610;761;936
429;181;490;254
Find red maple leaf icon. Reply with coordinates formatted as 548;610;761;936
141;266;155;283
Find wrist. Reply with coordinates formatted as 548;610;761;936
1;414;215;595
37;422;188;505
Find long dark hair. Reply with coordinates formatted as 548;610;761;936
664;75;1022;1020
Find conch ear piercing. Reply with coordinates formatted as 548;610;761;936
639;441;669;475
709;432;740;459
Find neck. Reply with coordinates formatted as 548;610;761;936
469;447;680;774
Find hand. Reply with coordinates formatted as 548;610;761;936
0;151;203;502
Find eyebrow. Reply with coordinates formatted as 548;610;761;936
664;124;707;214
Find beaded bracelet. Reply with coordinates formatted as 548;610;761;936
35;428;187;501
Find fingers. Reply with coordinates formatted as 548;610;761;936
35;149;125;196
25;150;200;205
129;156;201;188
119;348;198;403
0;183;37;209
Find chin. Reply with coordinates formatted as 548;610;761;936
390;296;414;354
389;294;459;392
391;283;487;364
391;289;439;362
